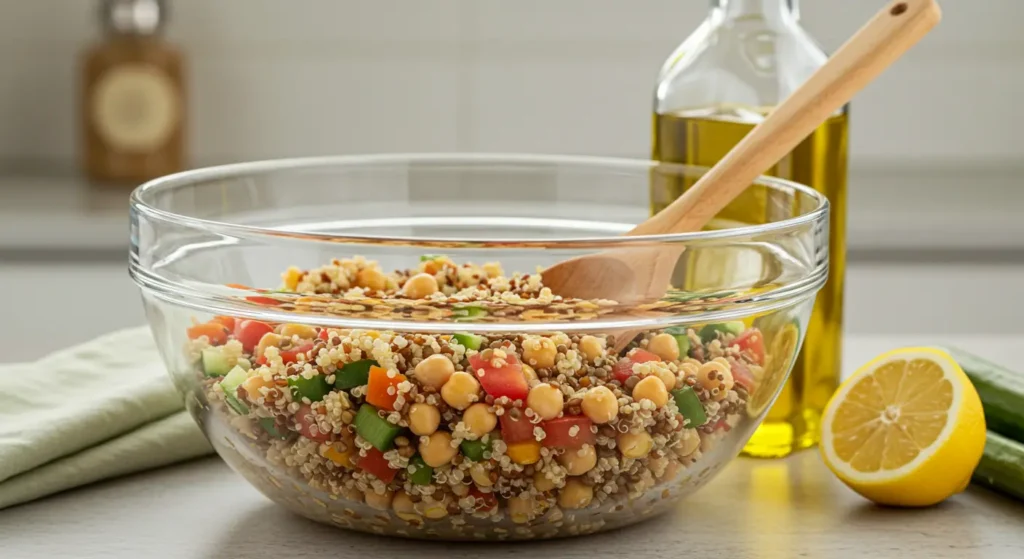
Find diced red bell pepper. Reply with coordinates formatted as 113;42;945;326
498;408;537;444
733;329;765;366
236;320;274;353
612;348;661;383
280;342;315;365
728;357;756;393
295;403;330;443
468;487;497;512
246;295;283;306
468;352;529;401
541;416;596;448
357;447;398;483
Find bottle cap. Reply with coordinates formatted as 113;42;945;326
99;0;167;36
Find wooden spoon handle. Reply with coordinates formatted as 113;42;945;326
632;0;941;237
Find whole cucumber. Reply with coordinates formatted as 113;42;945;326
971;431;1024;503
936;346;1024;444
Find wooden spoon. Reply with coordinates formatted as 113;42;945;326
541;0;942;352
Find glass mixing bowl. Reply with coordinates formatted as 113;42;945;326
129;154;828;540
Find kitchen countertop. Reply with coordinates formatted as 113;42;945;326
2;335;1023;558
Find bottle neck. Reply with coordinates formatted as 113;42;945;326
711;0;799;22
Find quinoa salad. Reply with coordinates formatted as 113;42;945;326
184;256;783;539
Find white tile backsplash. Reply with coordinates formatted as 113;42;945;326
0;0;1022;167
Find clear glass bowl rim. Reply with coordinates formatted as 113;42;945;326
129;152;830;248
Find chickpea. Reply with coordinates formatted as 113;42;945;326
632;375;669;408
241;373;274;401
648;333;680;361
698;360;734;401
408;403;441;436
340;485;364;503
558;444;597;476
277;323;317;339
581;386;619;424
417;494;450;519
654;366;677;391
522;363;539;386
533;471;557;492
508;494;536;524
463;403;498;438
579;335;606;362
679;428;701;456
558;478;594;510
527;383;564;420
482;262;503;278
441;371;480;410
451;483;470;497
414;354;455;389
392;491;421;523
419;431;458;467
402;272;439;299
364;488;394;511
255;332;283;358
618;431;653;459
355;267;388;291
522;336;557;369
470;463;493;487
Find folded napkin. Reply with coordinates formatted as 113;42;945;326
0;327;213;510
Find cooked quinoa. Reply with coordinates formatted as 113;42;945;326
187;256;777;539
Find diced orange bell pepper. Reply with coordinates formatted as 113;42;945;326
187;322;230;345
365;366;406;411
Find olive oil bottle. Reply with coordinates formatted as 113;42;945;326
652;0;849;457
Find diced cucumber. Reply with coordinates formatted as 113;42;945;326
671;386;708;427
202;347;232;377
288;374;330;402
452;304;487;322
218;366;251;415
972;431;1024;502
334;359;378;390
354;404;401;451
938;346;1024;444
460;438;489;461
259;417;289;440
453;332;484;351
698;321;745;344
223;392;250;415
408;455;433;485
420;254;446;262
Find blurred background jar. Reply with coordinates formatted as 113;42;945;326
651;0;848;458
80;0;185;185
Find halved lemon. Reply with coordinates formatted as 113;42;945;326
820;347;986;507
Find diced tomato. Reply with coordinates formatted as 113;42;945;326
295;404;331;443
236;320;274;353
612;348;661;383
256;356;267;366
186;322;230;345
210;316;236;331
318;328;329;341
498;408;537;444
728;357;756;393
357;447;398;483
281;342;315;365
733;329;765;365
246;295;283;306
468;487;498;512
713;418;731;432
468;352;529;402
365;366;407;411
541;416;596;448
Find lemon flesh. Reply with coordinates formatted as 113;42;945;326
820;347;986;507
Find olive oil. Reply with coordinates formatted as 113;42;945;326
651;105;849;457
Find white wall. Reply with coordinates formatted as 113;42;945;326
1;0;1021;166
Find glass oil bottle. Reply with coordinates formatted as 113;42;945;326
651;0;849;457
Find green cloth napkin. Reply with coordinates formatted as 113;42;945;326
0;327;213;510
